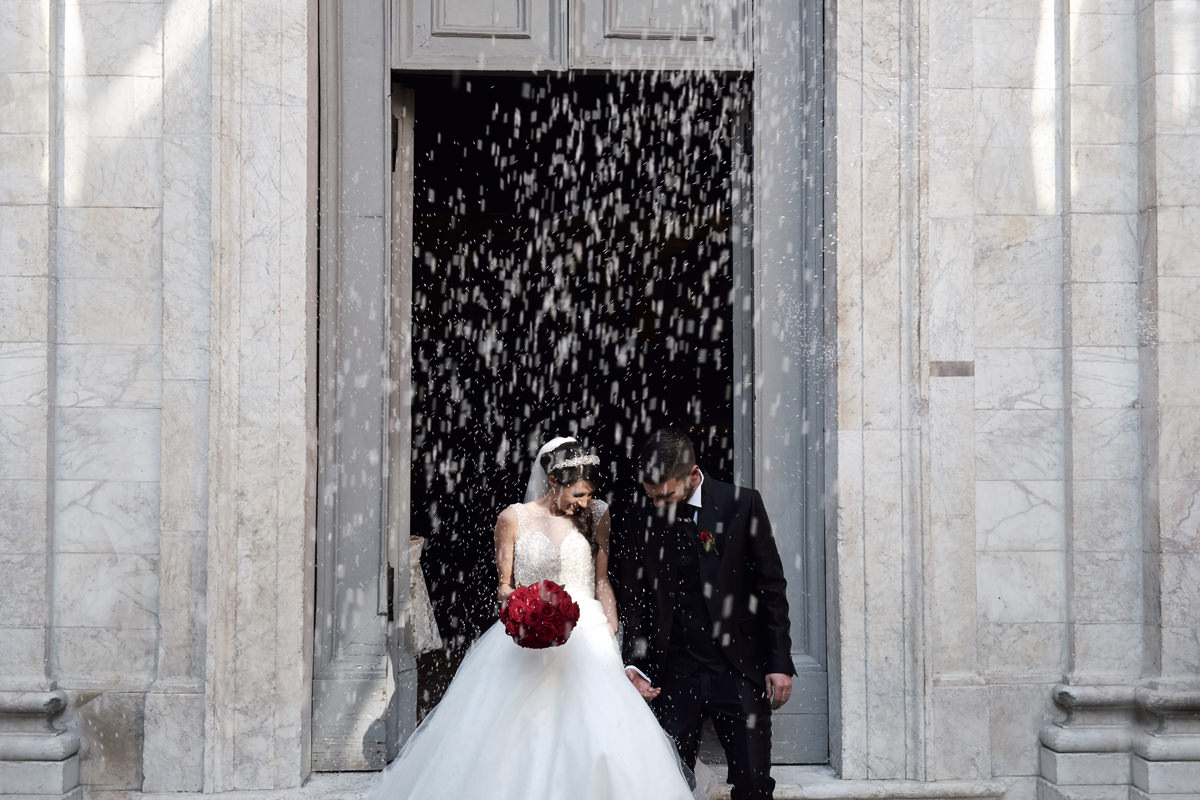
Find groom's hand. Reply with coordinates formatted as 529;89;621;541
765;673;792;710
625;668;661;702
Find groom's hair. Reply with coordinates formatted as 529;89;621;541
639;428;696;484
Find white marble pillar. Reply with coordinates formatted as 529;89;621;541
834;0;929;779
204;0;317;791
141;0;213;791
0;0;55;693
1137;0;1200;688
1063;0;1143;686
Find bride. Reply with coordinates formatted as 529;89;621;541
366;436;695;800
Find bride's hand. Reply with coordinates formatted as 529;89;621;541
625;669;661;702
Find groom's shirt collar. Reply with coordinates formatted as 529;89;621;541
686;470;704;518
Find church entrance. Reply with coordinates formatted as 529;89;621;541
313;0;829;773
406;73;750;666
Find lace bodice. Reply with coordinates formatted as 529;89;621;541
510;500;606;600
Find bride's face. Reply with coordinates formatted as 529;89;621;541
552;478;596;516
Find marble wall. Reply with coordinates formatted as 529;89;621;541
835;0;1199;795
0;0;1196;796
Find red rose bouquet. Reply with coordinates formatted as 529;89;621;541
500;580;581;649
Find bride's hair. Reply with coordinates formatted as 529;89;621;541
543;440;603;548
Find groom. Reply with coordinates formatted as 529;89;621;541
615;428;795;800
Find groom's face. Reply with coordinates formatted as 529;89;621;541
641;465;701;509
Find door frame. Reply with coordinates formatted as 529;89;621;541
313;0;833;769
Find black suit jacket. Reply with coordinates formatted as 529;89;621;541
614;477;796;688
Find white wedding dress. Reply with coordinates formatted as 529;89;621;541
367;500;695;800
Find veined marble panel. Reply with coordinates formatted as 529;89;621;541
0;552;46;625
162;134;212;382
975;348;1063;410
975;410;1064;481
929;683;991;780
1161;626;1200;677
63;0;163;77
974;88;1057;153
55;407;160;482
52;624;157;681
976;480;1065;551
57;279;162;345
989;683;1053;776
976;285;1062;348
1070;407;1140;480
55;479;160;554
0;72;50;134
1072;621;1143;675
928;89;975;219
1157;404;1200;480
63;75;162;139
974;215;1063;284
1160;553;1200;630
57;344;161;407
1159;479;1200;553
1155;342;1200;406
0;276;48;342
1156;206;1200;277
1155;135;1200;206
0;0;51;72
57;207;162;280
973;19;1057;90
75;691;146;789
834;429;868;776
161;380;208;531
156;531;205;682
0;626;43;682
1070;213;1138;283
1154;74;1200;137
930;0;972;88
1072;550;1142;624
1073;478;1141;551
1157;278;1200;342
62;136;162;208
0;205;49;276
862;428;910;777
0;342;47;405
1070;282;1139;347
0;134;49;204
976;146;1059;215
163;0;212;135
931;516;979;674
977;551;1068;623
1069;12;1137;86
0;405;47;479
1070;144;1138;214
929;217;975;359
1149;0;1199;76
0;479;45;552
973;0;1046;20
54;552;159;629
1070;85;1138;145
978;621;1067;675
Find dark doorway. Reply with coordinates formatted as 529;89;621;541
407;73;748;689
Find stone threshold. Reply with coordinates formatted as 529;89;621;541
86;766;1007;800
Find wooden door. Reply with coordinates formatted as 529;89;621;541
571;0;752;70
392;0;568;70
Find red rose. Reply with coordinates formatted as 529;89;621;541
499;580;580;649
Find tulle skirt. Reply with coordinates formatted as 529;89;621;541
366;598;695;800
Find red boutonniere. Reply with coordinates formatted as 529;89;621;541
699;529;718;555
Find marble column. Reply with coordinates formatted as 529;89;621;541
204;0;318;791
141;0;213;791
834;0;929;779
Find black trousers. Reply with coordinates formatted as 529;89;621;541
652;665;775;800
